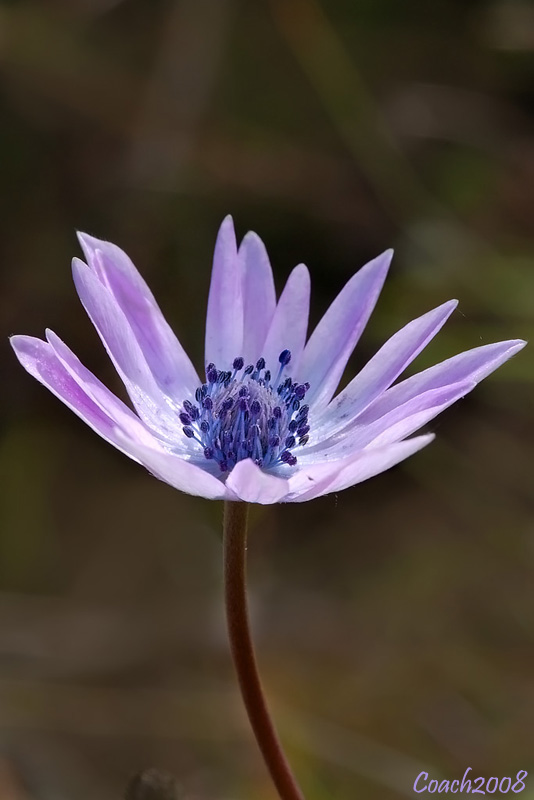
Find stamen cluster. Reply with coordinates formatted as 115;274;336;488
179;350;310;472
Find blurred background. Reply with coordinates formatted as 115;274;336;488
1;0;533;798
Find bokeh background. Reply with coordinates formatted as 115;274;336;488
1;1;534;798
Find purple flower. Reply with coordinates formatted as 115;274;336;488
11;217;525;504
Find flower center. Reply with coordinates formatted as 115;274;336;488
179;350;310;472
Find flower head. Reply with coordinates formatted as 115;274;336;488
11;217;525;504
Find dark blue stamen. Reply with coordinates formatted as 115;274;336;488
279;349;291;366
179;351;311;472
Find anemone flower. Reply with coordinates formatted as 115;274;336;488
11;217;525;800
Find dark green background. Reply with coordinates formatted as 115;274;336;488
1;1;533;798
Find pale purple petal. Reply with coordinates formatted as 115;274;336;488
45;329;178;450
113;435;233;500
297;250;392;411
298;380;474;463
315;300;458;438
239;231;277;364
10;335;161;460
285;435;435;502
205;216;243;369
262;264;311;374
355;339;527;426
72;258;181;438
226;459;290;504
77;232;199;399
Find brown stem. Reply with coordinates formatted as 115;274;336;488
223;501;305;800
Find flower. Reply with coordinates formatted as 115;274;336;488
11;217;525;504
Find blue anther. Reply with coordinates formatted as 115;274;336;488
279;349;292;366
182;350;311;471
299;435;309;446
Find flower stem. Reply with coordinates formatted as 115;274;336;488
223;501;305;800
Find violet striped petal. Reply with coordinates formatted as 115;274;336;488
205;215;243;369
226;458;290;504
297;250;392;411
286;435;434;502
315;300;458;439
113;435;234;500
10;335;161;459
262;263;311;374
355;339;526;426
77;232;199;399
239;231;277;364
299;380;474;463
72;258;180;438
